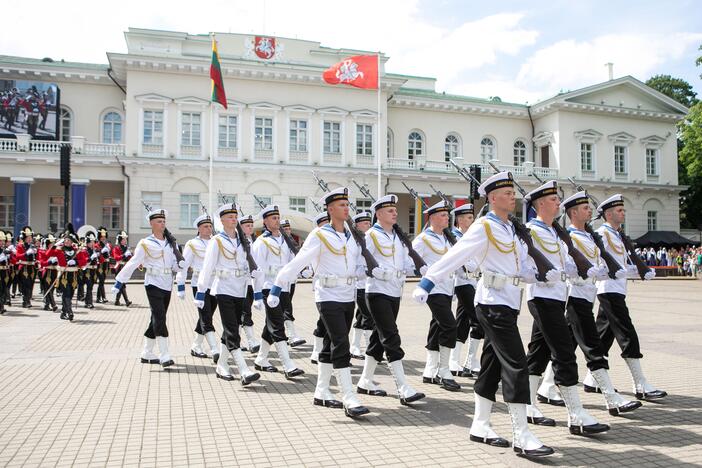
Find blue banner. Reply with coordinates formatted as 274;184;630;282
71;184;87;229
13;182;30;238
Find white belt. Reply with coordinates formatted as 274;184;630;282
216;268;248;279
458;270;480;280
375;268;406;282
569;276;595;286
147;267;172;276
482;271;521;290
0;266;7;270
61;266;80;272
317;274;356;288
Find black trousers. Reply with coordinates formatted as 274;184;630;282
84;269;96;306
352;288;375;330
596;293;643;359
42;270;57;309
474;304;530;403
0;270;8;310
566;296;608;371
96;265;107;302
76;271;85;299
365;293;404;363
241;285;254;327
313;315;326;338
20;266;35;305
192;286;218;334
425;293;457;351
526;297;579;387
454;284;483;342
215;294;244;351
283;283;296;322
318;301;355;369
60;272;78;315
115;282;130;304
261;289;288;344
144;285;171;338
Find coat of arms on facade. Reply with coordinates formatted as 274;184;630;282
244;36;284;61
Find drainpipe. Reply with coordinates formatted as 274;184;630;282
527;105;536;165
115;155;130;233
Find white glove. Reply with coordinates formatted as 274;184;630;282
267;294;280;308
412;287;429;304
644;269;656;281
49;256;58;264
178;260;186;270
615;268;627;279
177;290;185;300
250;269;263;280
0;254;5;262
565;262;578;279
90;252;99;260
545;269;562;283
26;248;35;255
519;267;538;284
193;299;205;309
67;259;76;266
101;246;109;254
371;267;387;281
125;249;132;257
464;259;478;272
300;268;313;279
419;265;428;276
253;299;264;310
590;265;609;281
110;285;120;295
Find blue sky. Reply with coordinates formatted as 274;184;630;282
1;0;700;104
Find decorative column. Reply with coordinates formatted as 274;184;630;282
11;177;34;237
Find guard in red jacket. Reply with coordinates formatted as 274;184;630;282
15;226;37;308
95;227;111;304
55;225;87;321
81;232;100;309
39;234;59;312
111;231;132;307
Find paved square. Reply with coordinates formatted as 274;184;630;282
1;279;701;467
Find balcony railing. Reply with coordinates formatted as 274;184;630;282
356;154;375;167
384;158;416;170
384;157;559;179
84;143;126;157
289;150;309;163
0;137;126;157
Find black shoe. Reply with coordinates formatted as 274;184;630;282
357;386;387;397
351;353;365;360
451;368;474;377
422;376;440;385
438;377;461;392
43;305;51;311
569;423;610;435
241;372;261;386
67;313;74;321
114;300;121;306
469;434;510;448
344;405;370;418
212;354;220;365
583;383;618;394
254;363;278;373
609;400;643;416
289;338;306;348
140;357;160;364
527;416;556;426
249;345;260;354
314;398;343;409
86;304;94;309
636;389;667;400
400;392;426;405
514;445;555;457
52;305;58;312
284;368;305;379
191;349;208;358
161;359;174;368
216;370;235;381
311;358;318;365
537;393;566;406
125;301;132;307
60;311;68;320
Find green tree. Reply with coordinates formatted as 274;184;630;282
678;101;702;229
645;74;698;107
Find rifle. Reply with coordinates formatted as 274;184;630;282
528;172;593;279
252;194;300;255
403;181;459;246
565;178;645;279
449;159;489;218
311;173;379;273
142;201;184;264
352;179;426;271
217;191;258;272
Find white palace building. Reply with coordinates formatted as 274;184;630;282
0;28;690;240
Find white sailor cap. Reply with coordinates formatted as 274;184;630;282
597;194;624;214
217;203;239;218
146;208;167;222
193;214;213;229
314;212;330;226
239;214;254;225
451;204;474;216
320;187;349;207
423;200;450;216
259;204;280;219
352;211;372;223
371;194;397;213
478;171;514;197
562;191;590;211
524;180;559;202
280;218;291;227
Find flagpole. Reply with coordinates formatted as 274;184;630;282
209;33;215;214
376;52;382;197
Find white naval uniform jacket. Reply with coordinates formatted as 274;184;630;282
252;231;295;292
196;231;250;298
115;234;179;291
596;223;630;296
567;227;602;303
273;224;362;303
422;212;532;311
412;228;454;296
175;236;210;288
525;219;573;302
452;227;478;288
364;224;415;298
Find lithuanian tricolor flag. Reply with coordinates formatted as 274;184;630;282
210;38;227;109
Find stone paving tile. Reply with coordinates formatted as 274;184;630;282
1;280;701;467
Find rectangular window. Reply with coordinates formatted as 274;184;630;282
180;194;200;229
323;121;341;153
580;143;593;172
143;110;163;144
289;196;306;213
614;145;627;174
141;192;162;227
255;117;273;150
102;197;121;230
181;112;201;146
48;196;65;231
218;115;238;149
646;148;659;176
356;124;373;156
0;195;14;229
257;196;272;207
289;120;308;152
356;199;372;211
647;211;658;231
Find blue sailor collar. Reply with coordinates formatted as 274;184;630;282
486;212;515;234
146;235;166;246
220;231;241;248
372;223;395;240
603;223;621;238
321;223;351;240
423;228;445;241
451;227;463;238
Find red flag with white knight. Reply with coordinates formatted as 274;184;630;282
322;55;378;90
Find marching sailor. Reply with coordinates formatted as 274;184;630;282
281;218;307;348
251;206;305;379
411;200;460;392
176;214;220;362
414;172;554;458
238;214;261;353
349;211;374;360
267;188;370;418
309;211;330;364
194;203;261;385
112;208;182;368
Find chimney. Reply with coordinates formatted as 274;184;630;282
605;62;614;81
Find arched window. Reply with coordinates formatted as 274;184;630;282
60;107;72;141
408;131;423;160
386;128;394;158
480;137;495;163
102;111;123;144
513;140;527;166
444;134;460;162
